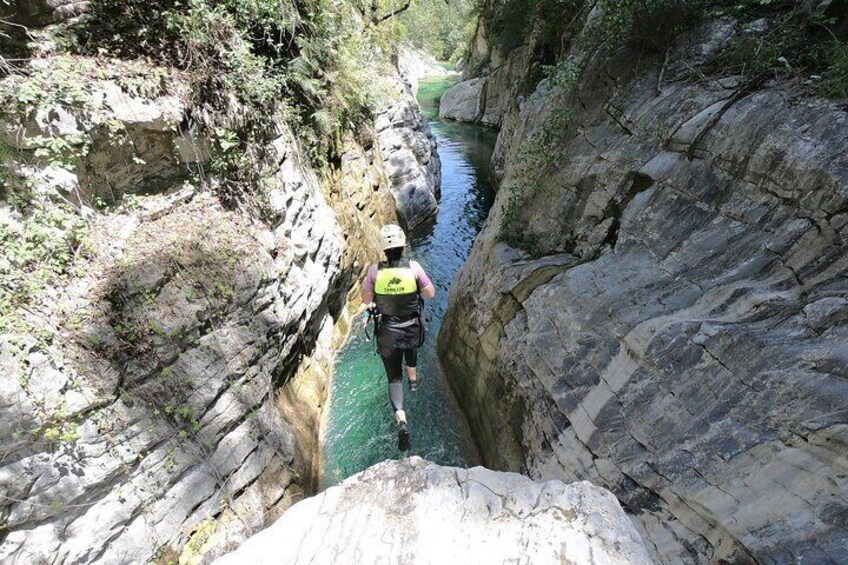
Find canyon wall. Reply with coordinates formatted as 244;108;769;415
439;5;848;563
0;9;439;563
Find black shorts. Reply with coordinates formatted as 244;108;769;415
380;348;418;383
376;316;425;357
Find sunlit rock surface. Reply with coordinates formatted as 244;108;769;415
439;14;848;565
0;36;412;565
375;69;442;232
215;457;652;565
397;46;451;95
439;77;485;123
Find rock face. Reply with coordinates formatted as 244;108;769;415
437;19;533;128
439;77;486;122
0;124;347;564
440;14;848;565
397;46;450;96
375;74;441;232
0;0;89;27
214;457;653;565
0;50;414;565
0;60;199;202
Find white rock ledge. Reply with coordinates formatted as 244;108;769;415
214;457;652;565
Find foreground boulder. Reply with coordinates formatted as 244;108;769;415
214;457;652;565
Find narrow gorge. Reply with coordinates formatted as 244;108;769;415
2;0;847;564
1;1;441;561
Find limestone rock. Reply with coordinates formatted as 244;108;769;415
0;63;197;202
439;77;485;122
214;458;653;565
442;19;534;129
0;75;398;565
440;14;848;565
375;66;441;232
397;46;451;96
1;0;89;27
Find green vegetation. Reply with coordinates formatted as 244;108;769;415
600;0;704;52
712;4;848;96
100;196;253;362
0;198;89;354
477;0;569;52
822;41;848;99
36;407;83;444
489;0;848;255
476;0;848;107
500;59;579;252
0;55;173;208
397;0;476;62
75;0;398;170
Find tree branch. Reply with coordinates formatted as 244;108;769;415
375;0;412;24
0;18;31;32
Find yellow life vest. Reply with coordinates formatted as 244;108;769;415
374;260;421;318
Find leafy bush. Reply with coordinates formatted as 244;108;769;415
822;41;848;99
0;199;89;353
397;0;477;62
76;0;394;169
711;2;848;95
500;59;579;251
601;0;704;53
477;0;585;58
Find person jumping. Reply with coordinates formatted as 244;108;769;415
361;224;436;452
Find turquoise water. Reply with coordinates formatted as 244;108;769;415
321;77;498;486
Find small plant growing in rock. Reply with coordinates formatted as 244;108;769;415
500;58;580;253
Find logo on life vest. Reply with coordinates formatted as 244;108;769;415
375;268;417;295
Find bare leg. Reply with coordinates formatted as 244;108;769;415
404;349;419;390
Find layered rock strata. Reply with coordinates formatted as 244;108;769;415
214;457;652;565
440;16;848;565
0;29;438;565
376;73;442;232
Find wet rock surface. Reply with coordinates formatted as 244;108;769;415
440;17;848;565
214;457;653;565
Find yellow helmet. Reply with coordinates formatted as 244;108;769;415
380;224;406;250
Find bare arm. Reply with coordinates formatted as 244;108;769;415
420;284;436;299
361;264;376;307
